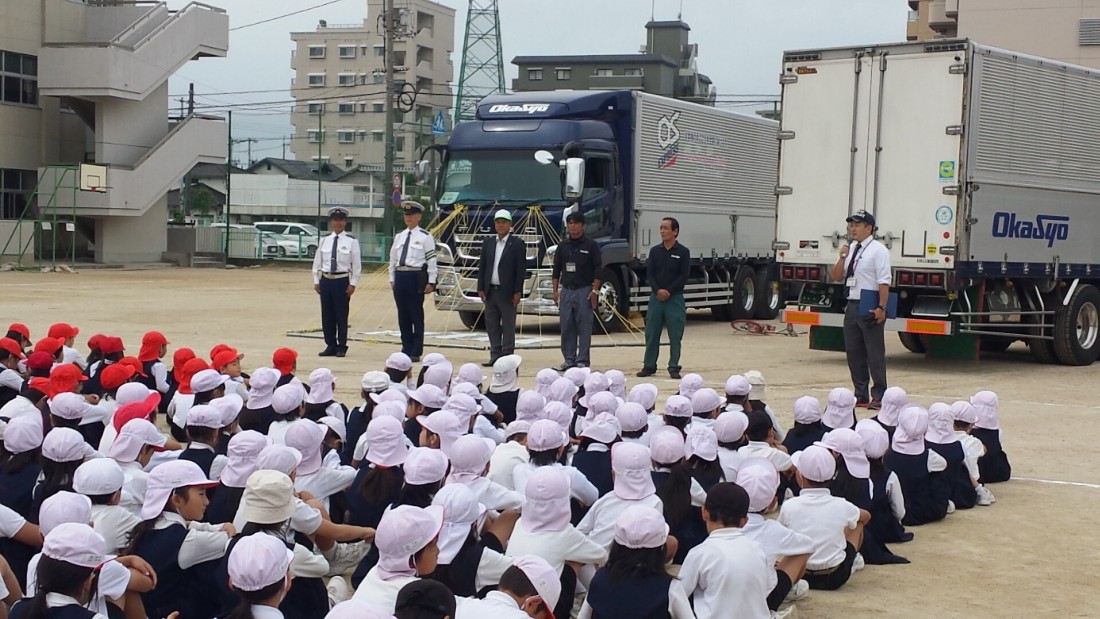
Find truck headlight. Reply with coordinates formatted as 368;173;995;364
435;243;454;264
542;245;557;267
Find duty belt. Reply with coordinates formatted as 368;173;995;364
320;272;348;279
395;266;422;272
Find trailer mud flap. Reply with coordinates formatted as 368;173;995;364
809;326;846;352
924;334;979;361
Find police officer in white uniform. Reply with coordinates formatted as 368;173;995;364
389;200;438;362
312;207;362;357
830;209;892;410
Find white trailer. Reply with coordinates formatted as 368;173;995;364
775;39;1100;365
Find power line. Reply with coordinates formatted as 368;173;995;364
229;0;353;31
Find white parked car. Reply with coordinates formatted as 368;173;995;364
219;224;298;258
253;222;321;258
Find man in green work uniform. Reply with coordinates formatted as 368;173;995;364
637;217;690;379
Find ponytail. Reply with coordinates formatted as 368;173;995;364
655;461;692;527
23;556;97;619
225;577;285;619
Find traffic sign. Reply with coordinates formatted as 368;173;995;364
392;189;402;206
432;110;446;135
392;173;401;189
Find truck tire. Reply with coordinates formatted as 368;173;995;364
710;268;734;321
731;267;757;320
459;311;485;330
1053;284;1100;365
753;268;782;320
1024;314;1059;364
594;268;628;333
898;332;926;354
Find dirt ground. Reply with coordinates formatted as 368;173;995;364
4;264;1098;617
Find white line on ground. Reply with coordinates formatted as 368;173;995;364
1011;476;1100;490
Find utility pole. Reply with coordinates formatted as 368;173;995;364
282;136;287;159
383;0;396;239
224;110;232;256
317;109;324;230
187;82;194;115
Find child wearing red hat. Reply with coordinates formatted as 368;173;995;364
0;337;26;409
48;323;86;371
211;345;250;402
84;336;125;398
137;331;171;398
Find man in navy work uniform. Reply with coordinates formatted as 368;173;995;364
638;217;690;380
477;209;528;367
389;200;438;362
830;209;892;410
552;210;601;371
312;206;362;358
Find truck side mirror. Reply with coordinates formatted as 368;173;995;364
414;160;431;185
561;157;585;201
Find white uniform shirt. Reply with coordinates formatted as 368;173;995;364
577;492;663;549
234;495;323;536
742;513;815;591
778;488;859;571
0;368;22;392
578;579;695;619
507;520;608;575
117;460;149;515
456;590;529;619
458;476;524;512
957;432;986;482
678;527;771;619
28;554;128;616
168;392;196;431
388;226;439;284
473;415;505;444
738;441;792;473
294;465;357;509
154;511;230;569
717;447;745;482
0;394;39;420
90;503;142;555
843;237;891;301
351;569;421;612
486;441;528;490
185;442;228;481
34;593;109;619
312;231;363;286
882;470;906;521
62;345;88;370
490;234;510;286
0;503;27;538
149;361;170;393
512;462;599;506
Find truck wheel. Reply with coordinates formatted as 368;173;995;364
898;332;926;354
710;268;734;321
731;267;757;320
1023;313;1059;364
593;268;627;333
753;268;782;320
1053;284;1100;365
459;311;485;330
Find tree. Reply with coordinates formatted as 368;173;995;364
189;186;215;218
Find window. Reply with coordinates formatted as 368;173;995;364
372;73;385;84
395;137;405;152
373;45;385;57
338;45;356;59
344;157;355;168
0;168;36;220
307;102;324;114
307;73;325;87
308;130;325;143
338;102;354;114
372;131;384;142
624;68;643;76
593;68;613;77
338;130;355;143
308;45;326;58
360;46;369;56
527;68;543;81
359;102;369;113
1;51;38;106
372;101;384;113
555;68;571;80
338;73;356;86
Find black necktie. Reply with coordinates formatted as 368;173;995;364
398;231;412;267
845;242;862;279
330;235;339;273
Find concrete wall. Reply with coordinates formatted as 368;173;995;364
96;83;169;165
957;0;1100;68
94;196;168;262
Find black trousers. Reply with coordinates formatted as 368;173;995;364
393;270;426;357
484;286;518;361
319;276;350;350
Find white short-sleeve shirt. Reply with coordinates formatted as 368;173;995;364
778;488;860;571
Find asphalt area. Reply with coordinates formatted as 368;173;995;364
4;264;1098;617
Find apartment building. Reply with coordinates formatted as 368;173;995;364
512;21;716;104
907;0;1100;69
0;0;227;263
289;0;455;170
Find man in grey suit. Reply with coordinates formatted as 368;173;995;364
477;209;528;367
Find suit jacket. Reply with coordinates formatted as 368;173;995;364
477;234;527;297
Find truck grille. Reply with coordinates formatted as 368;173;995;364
454;233;542;261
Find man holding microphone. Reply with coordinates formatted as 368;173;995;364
551;211;601;370
830;209;892;410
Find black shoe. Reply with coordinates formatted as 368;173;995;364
410;356;421;362
335;349;347;358
636;367;656;377
552;362;574;372
318;348;337;357
668;368;682;380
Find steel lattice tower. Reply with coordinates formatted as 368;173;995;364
454;0;505;123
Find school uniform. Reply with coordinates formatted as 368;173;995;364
426;535;512;598
885;449;950;526
178;442;227;480
454;475;524;512
203;483;245;525
778;488;860;591
717;446;745;483
927;440;976;509
138;359;170;395
651;468;708;563
26;551;129;618
577;492;663;549
513;462;599;507
10;593;107;619
239;404;277;435
116;460;150;515
571;446;614;498
0;503;34;591
131;512;230;619
268;419;293;445
303;400;347;423
388;221;437;359
472;414;505;444
167;392;196;434
507;519;608;576
782;425;827;456
351;568;420;614
971;427;1011;483
455;590;531;619
579;570;695;619
678;527;772;619
0;367;23;408
294;464;356;512
89;503;142;555
957;431;985;482
742;513;815;599
220;532;328;619
867;465;910;544
485;389;519;426
0;391;41;420
486;440;528;490
738;441;792;473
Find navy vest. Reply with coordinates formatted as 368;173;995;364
782;424;826;456
425;534;487;598
651;471;707;564
10;601;97;619
928;441;976;509
137;361;162;392
866;466;908;544
0;384;19;408
133;523;222;619
586;570;672;619
970;427;1012;483
885;449;947;526
346;466;403;528
178;447;216;478
0;463;43;521
203;484;244;525
239;405;276;435
572;450;613;498
343;405;369;464
485;389;518;425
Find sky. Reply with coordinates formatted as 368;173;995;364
166;0;909;162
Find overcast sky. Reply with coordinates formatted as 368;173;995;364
166;0;908;161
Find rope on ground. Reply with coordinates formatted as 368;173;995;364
731;320;802;337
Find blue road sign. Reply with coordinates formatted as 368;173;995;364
432;111;446;135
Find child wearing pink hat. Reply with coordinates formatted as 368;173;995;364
649;426;707;564
579;505;694;619
446;435;523;512
969;390;1011;483
512;420;598;508
577;442;662;549
224;532;295;619
352;504;447;613
423;484;514;598
453;555;561;619
885;405;951;526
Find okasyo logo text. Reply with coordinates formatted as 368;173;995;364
991;212;1069;248
656;111;681;170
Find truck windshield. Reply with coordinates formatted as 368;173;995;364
440;150;563;205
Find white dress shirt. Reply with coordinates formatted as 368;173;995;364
742;513;815;591
28;554;128;616
0;394;39;420
577;493;663;548
778;488;859;570
487;441;528;490
294;465;357;510
512;462;599;506
957;432;986;482
882;471;907;521
738;441;792;473
717;447;745;481
459;476;524;512
62;345;88;370
388;226;439;284
678;527;771;619
0;368;22;392
90;503;142;555
491;234;510;286
0;503;26;538
118;460;149;515
844;237;891;301
312;231;363;286
154;511;230;569
506;520;608;575
456;590;529;619
351;569;421;612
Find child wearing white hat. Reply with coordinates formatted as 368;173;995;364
32;427;87;516
424;484;514;598
950;401;995;506
968;390;1011;483
107;418;168;516
737;410;792;475
648;426;707;564
454;554;561;619
854;419;911;545
178;404;230;480
449;385;505;444
659;394;693;436
615;402;650;446
486;355;524;426
204;430;270;525
577;442;663;549
578;505;695;619
225;533;295;619
0;414;44;520
125;459;232;619
351;504;447;613
714;410;749;482
572;412;622;498
446;434;524;512
303;367;349;424
399;447;449;508
822;388;857;431
486;421;530;491
743;370;786;441
782;396;826;456
925;403;978;511
269;383;307;446
284;419;356;513
511;420;598;508
11;523;113;619
685;425;724;492
885;405;950;526
73;458;141;555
